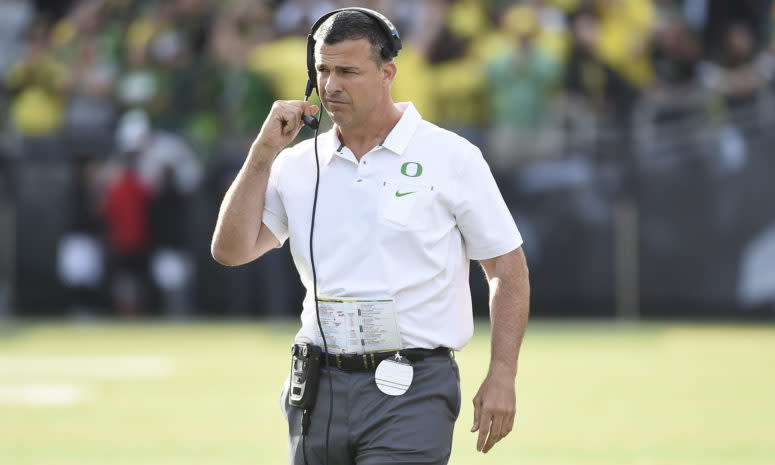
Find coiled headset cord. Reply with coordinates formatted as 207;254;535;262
302;108;333;465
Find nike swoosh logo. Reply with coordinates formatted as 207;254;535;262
395;190;417;197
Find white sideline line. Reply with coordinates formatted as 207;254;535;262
0;383;88;406
0;356;174;378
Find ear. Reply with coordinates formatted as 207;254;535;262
381;61;397;88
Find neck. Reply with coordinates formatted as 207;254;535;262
337;101;403;160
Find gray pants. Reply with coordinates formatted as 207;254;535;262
280;352;461;465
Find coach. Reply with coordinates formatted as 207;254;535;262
211;8;530;465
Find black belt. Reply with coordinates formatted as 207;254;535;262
322;347;451;372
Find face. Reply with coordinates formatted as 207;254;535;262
315;38;393;128
574;15;598;49
727;24;753;60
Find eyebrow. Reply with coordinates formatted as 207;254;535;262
317;64;360;72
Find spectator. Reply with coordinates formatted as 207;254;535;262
169;0;214;57
424;0;487;142
564;8;635;121
149;0;219;136
211;0;276;68
5;22;68;158
701;0;772;62
595;0;656;89
57;156;105;316
210;0;275;137
701;22;769;108
101;152;151;317
115;45;164;116
116;3;170;117
484;4;562;171
524;0;572;63
52;0;120;155
149;164;192;318
116;108;202;194
651;12;704;93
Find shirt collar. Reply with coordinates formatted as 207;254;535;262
380;102;421;156
320;130;344;165
322;102;422;165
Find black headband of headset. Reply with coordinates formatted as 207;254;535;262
304;7;402;97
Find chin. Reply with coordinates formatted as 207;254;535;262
328;113;351;128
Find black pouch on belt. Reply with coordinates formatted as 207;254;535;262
289;343;322;410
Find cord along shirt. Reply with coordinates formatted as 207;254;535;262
262;102;522;351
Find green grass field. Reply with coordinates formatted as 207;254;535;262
1;320;773;465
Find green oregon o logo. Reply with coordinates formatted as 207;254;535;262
401;162;423;177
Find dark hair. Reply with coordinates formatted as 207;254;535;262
313;10;394;67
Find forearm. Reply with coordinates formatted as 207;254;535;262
211;142;277;266
484;248;530;378
472;247;530;452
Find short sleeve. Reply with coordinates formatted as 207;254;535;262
452;146;522;260
262;155;289;246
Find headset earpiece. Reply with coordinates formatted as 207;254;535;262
304;35;316;100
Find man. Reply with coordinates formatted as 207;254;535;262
211;9;529;465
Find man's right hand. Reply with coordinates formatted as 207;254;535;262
253;100;319;158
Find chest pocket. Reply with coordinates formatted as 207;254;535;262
378;179;435;230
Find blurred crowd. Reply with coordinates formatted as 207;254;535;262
0;0;773;317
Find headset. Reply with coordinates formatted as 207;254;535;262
300;7;402;129
297;8;402;465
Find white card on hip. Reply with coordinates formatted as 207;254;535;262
375;353;413;396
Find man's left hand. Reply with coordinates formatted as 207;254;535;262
471;369;516;453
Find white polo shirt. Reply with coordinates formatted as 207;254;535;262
262;102;522;351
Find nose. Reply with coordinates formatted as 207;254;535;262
324;73;342;96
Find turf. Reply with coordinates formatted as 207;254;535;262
0;320;773;465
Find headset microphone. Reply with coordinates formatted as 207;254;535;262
302;112;318;129
302;79;319;129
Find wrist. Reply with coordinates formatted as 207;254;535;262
247;142;279;172
487;359;518;379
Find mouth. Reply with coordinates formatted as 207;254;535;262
325;97;348;106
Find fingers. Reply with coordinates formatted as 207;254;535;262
506;410;515;435
275;101;305;136
278;101;320;135
482;414;505;453
476;415;490;452
471;393;481;432
472;375;517;454
474;399;516;453
255;100;318;153
473;392;491;452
